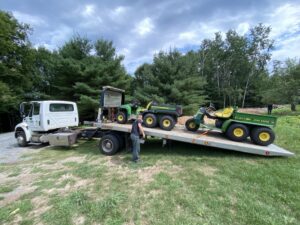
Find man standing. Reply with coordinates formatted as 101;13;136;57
130;118;145;162
267;104;273;115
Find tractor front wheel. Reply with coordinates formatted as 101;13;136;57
226;123;249;142
143;113;157;128
250;127;275;146
159;115;175;131
116;111;127;124
185;118;199;132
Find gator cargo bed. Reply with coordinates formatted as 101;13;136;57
100;123;294;157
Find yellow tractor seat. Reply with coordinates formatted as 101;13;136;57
215;107;234;118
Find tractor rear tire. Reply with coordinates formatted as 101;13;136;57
116;111;127;124
99;134;120;155
226;123;249;142
250;127;275;146
159;115;175;131
185;118;199;132
143;113;157;128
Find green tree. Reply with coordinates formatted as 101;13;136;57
0;11;36;130
198;24;273;108
134;49;207;114
52;36;132;120
261;59;300;110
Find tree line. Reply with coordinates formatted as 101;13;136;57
0;11;299;132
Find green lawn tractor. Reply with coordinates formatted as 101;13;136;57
142;102;183;131
185;105;277;146
116;100;145;124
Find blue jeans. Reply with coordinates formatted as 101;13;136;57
130;134;140;161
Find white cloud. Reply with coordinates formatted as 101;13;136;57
113;6;127;16
35;25;73;50
134;17;154;36
79;16;102;28
237;22;250;35
12;11;46;26
268;3;300;38
82;4;96;17
272;35;300;61
266;3;300;62
179;31;197;41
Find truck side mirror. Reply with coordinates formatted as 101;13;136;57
19;103;25;118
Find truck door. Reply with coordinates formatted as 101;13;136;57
27;102;41;131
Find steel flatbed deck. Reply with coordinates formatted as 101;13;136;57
99;122;294;157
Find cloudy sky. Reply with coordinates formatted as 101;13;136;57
1;0;300;73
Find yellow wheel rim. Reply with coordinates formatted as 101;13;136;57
233;128;244;137
189;122;196;129
163;119;171;127
259;132;270;142
146;117;153;124
118;115;123;121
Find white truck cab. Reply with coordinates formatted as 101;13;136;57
15;100;79;146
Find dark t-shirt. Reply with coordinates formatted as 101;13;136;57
131;120;141;136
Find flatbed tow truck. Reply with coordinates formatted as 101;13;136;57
79;86;294;157
94;122;294;157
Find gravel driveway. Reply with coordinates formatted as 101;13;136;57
0;132;45;163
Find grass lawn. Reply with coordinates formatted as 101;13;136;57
0;106;299;225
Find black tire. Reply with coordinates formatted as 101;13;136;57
250;127;275;146
143;113;157;128
116;111;127;124
226;123;249;142
114;133;125;150
159;115;175;131
185;118;199;132
16;131;28;147
99;134;120;155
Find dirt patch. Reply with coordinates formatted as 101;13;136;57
46;175;94;196
0;167;40;207
30;196;51;218
73;215;85;225
137;166;163;183
178;116;192;125
0;185;37;207
36;162;67;171
198;165;218;176
238;108;266;114
60;156;86;164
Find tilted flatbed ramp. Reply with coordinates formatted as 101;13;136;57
100;123;294;157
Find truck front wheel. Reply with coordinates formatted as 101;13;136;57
250;127;275;146
16;131;28;147
99;134;120;155
226;123;249;142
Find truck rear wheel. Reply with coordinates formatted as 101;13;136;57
143;113;157;128
99;134;120;155
116;111;127;124
185;118;199;132
159;115;175;131
16;131;28;147
226;123;249;142
251;127;275;146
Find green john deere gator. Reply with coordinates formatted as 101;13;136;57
185;105;277;146
142;102;183;131
116;101;182;131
